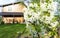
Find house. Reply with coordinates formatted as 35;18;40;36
0;2;26;23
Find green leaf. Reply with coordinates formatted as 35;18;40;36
46;0;49;3
51;17;58;22
43;11;50;16
28;15;32;18
30;7;37;13
32;0;40;3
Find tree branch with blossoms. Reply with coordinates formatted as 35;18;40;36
24;0;59;38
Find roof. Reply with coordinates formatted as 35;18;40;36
0;12;23;16
0;2;27;7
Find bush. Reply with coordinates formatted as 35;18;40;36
1;21;4;24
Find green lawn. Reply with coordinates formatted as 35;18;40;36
0;24;26;38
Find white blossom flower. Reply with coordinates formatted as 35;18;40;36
24;0;58;28
29;3;34;7
50;21;58;27
34;3;38;7
40;2;47;11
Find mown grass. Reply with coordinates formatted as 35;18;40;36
0;24;26;38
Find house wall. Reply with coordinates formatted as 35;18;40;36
3;3;25;12
2;3;26;23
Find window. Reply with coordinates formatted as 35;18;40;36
8;7;12;11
